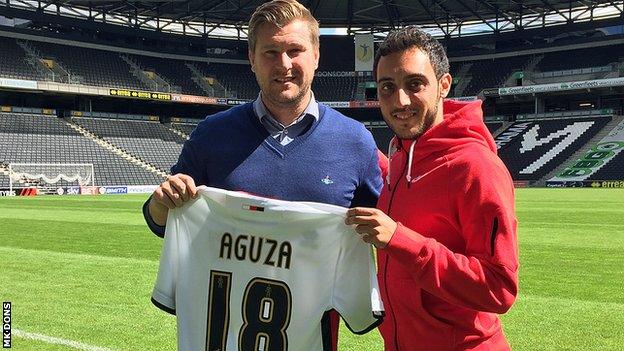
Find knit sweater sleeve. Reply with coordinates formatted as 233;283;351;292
383;154;519;314
350;130;383;208
170;126;208;185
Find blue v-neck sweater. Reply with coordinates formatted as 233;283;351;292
172;102;382;209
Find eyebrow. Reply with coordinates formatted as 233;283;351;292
377;73;428;84
260;42;306;50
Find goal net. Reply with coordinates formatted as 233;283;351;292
8;163;95;193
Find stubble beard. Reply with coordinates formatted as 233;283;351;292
263;77;311;109
386;101;439;140
387;87;442;140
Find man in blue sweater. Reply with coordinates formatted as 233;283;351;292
143;0;382;349
144;0;380;225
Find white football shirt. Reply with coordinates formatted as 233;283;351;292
152;186;383;351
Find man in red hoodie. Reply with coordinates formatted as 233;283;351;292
345;26;519;350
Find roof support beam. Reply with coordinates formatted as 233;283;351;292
381;0;396;28
455;0;496;31
413;0;448;35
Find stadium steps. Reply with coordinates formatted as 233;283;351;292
452;62;473;97
507;55;543;86
186;63;216;96
15;40;55;81
492;121;514;138
536;115;623;186
119;54;159;91
166;125;190;140
17;40;74;83
63;120;168;178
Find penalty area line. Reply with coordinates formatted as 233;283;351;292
13;329;115;351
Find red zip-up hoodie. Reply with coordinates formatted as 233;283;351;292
377;100;519;351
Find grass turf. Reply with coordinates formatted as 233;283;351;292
0;188;622;350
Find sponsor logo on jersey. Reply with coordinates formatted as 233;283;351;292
321;176;334;185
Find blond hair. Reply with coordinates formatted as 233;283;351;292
248;0;319;53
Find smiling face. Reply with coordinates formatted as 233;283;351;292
376;47;451;140
249;19;319;115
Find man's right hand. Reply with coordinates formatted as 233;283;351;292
148;173;198;226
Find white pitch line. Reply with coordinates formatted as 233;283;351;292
13;329;115;351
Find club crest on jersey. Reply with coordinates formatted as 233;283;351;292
219;232;292;269
242;204;265;212
321;175;334;185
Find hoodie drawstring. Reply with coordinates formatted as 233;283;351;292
405;140;417;183
385;137;418;186
385;136;397;185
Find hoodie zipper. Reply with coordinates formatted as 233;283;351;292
384;152;409;351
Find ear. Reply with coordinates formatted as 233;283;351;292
248;50;256;73
313;46;320;70
439;73;452;98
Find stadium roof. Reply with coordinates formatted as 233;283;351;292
1;0;623;37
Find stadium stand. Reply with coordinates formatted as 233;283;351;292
71;118;185;173
535;45;624;72
366;124;395;152
3;33;624;101
495;116;611;182
200;62;258;99
0;37;46;81
587;151;624;181
312;75;358;101
28;41;148;90
461;56;531;96
485;122;504;135
128;54;208;96
2;30;624;189
0;112;164;187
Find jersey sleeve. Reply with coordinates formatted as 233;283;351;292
332;229;384;334
151;209;180;315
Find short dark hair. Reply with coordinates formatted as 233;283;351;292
373;25;450;81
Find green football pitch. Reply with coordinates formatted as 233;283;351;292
1;188;622;350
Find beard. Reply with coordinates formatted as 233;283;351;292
387;103;439;140
386;86;442;140
259;77;312;108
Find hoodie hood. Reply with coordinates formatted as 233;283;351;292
394;99;496;159
386;99;496;185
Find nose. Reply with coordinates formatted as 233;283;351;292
277;52;293;70
396;88;411;108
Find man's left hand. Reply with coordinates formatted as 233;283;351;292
345;207;397;248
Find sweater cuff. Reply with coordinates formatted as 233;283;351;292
142;196;166;238
384;222;429;263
